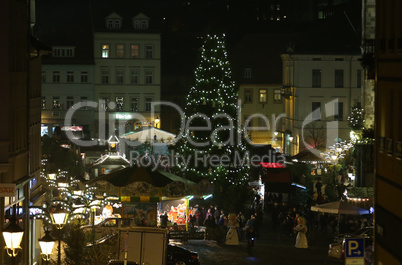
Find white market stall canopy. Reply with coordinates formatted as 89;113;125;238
121;128;177;144
311;200;370;215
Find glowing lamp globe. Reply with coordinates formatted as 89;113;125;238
39;230;55;257
2;217;24;256
50;206;69;229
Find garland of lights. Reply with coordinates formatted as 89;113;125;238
347;101;365;130
175;34;250;185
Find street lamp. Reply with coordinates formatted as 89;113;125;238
50;205;69;265
2;215;24;265
39;230;55;264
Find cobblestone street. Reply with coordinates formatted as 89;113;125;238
170;213;341;265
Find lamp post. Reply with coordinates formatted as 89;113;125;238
50;205;69;265
2;212;24;265
39;230;55;265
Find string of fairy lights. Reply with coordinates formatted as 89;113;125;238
347;103;365;130
35;159;103;223
177;34;250;185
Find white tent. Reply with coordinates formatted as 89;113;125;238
311;200;369;215
121;128;177;144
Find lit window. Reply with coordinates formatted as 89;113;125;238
244;89;252;103
101;70;109;84
131;97;138;111
67;71;74;83
116;44;124;58
80;71;88;83
274;89;282;103
102;44;110;58
41;97;46;110
145;97;152;111
259;89;267;103
131;44;139;58
116;97;124;111
130;69;139;84
244;68;252;78
145;70;153;84
52;71;60;83
145;45;153;59
53;96;61;109
116;69;124;84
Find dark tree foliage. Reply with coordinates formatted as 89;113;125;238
42;135;84;177
63;222;89;265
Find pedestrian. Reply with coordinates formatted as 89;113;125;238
205;208;212;221
293;216;308;249
204;215;216;240
213;206;220;224
225;213;239;245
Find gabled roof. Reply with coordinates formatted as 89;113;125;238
106;12;122;19
90;0;159;33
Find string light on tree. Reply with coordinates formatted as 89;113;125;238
174;33;250;192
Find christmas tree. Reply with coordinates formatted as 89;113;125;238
174;34;250;211
347;100;365;130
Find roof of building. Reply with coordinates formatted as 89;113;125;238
230;32;304;84
33;0;94;64
290;2;362;55
89;0;160;33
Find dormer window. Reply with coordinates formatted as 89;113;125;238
106;18;121;29
133;13;149;30
134;19;148;29
52;46;75;57
105;12;122;29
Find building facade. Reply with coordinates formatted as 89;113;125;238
36;2;161;146
375;1;402;264
0;0;44;264
281;53;363;156
93;12;161;142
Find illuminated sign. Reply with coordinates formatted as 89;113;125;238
0;184;16;197
115;113;133;120
260;162;285;168
61;126;83;131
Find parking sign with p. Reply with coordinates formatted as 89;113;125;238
345;238;365;265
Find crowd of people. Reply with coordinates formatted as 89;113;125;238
186;194;373;251
188;204;263;245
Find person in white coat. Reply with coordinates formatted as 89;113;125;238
294;216;308;248
225;213;239;245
